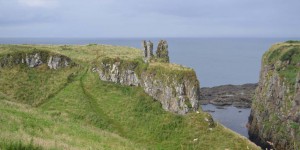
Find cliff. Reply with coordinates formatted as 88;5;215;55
0;44;260;149
0;50;74;69
93;57;200;114
248;41;300;149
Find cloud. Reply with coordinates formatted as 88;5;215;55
0;0;300;37
18;0;58;8
0;0;60;26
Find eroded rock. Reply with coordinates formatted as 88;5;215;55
248;44;300;149
0;51;73;69
94;59;200;114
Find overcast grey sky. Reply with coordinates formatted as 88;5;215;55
0;0;299;38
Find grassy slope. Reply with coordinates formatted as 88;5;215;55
0;44;259;149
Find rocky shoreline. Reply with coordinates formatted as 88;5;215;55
200;83;258;108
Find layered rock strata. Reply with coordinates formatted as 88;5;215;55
93;58;200;114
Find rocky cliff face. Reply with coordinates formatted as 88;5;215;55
0;51;73;69
93;58;200;114
248;42;300;149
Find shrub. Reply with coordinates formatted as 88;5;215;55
285;40;300;44
0;140;42;150
280;48;299;62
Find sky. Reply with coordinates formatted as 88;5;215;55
0;0;300;38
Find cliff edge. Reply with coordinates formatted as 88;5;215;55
93;40;200;114
248;41;300;149
0;44;260;149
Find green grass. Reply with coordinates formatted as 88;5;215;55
255;42;300;148
0;44;142;63
0;67;259;150
0;45;259;149
285;40;300;44
0;140;42;150
0;65;80;106
263;43;300;88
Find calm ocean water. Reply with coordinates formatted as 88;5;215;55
202;104;251;137
1;37;297;87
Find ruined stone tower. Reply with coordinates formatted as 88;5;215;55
156;40;169;63
142;40;153;62
142;40;169;63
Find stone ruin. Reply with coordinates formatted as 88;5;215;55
142;40;153;62
142;40;169;63
156;40;169;63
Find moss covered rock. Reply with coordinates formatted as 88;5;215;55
93;58;200;114
248;41;300;149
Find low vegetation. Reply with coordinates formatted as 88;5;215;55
264;42;300;88
0;44;259;149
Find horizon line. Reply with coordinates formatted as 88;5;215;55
0;36;300;39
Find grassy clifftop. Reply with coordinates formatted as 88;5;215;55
0;44;259;149
263;41;300;88
0;44;142;63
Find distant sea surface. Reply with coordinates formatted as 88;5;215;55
1;37;299;87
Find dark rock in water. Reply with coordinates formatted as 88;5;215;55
203;109;215;113
200;83;257;108
216;106;226;109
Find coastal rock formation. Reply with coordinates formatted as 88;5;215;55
97;61;139;86
48;55;71;69
248;42;300;149
200;83;257;108
94;58;200;114
140;67;200;114
0;51;73;69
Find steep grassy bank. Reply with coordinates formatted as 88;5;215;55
0;44;259;149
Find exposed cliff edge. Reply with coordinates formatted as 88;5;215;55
92;40;200;114
0;44;261;149
0;50;74;69
248;41;300;149
93;58;200;114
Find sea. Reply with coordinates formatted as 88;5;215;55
1;37;299;137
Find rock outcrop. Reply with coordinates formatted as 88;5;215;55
93;58;200;114
200;83;257;108
0;50;73;69
248;42;300;149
